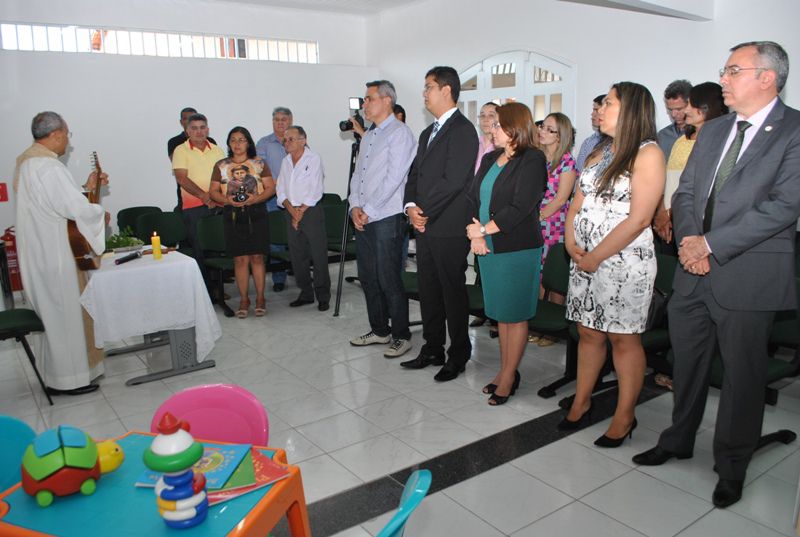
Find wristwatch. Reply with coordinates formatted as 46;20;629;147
479;225;486;236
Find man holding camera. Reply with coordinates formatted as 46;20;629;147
348;80;416;358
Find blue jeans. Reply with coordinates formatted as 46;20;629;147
266;197;287;284
355;214;410;340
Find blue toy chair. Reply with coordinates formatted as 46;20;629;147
376;469;432;537
0;415;35;491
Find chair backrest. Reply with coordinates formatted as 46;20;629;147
376;469;432;537
150;384;269;445
541;243;570;296
321;192;343;205
655;254;678;294
117;206;162;236
324;200;350;242
268;210;288;246
136;211;188;246
196;214;226;254
0;415;35;491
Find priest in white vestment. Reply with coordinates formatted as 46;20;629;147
15;111;107;394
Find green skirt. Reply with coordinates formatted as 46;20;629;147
478;247;542;323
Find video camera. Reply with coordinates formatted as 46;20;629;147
339;97;365;133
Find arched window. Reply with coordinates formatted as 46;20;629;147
458;50;574;124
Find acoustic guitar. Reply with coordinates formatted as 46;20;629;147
67;152;103;271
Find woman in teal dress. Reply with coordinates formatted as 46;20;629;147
466;102;548;405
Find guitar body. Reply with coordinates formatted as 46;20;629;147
67;219;101;270
68;152;103;271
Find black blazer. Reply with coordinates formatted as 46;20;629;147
403;110;479;237
466;147;547;254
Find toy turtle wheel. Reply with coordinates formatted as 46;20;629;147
36;490;54;507
80;478;96;495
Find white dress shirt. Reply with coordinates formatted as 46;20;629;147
276;146;325;208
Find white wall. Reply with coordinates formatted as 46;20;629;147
2;0;799;231
369;0;800;147
0;0;376;231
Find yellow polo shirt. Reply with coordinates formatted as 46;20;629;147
172;140;226;209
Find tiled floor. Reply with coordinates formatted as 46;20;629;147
1;260;798;537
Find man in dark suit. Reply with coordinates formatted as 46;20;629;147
633;41;800;508
400;66;478;381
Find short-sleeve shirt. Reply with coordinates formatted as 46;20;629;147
171;140;226;209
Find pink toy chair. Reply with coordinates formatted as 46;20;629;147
150;384;269;445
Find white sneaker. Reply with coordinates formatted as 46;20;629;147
384;339;412;358
350;331;391;346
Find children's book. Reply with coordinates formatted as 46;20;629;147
136;443;251;490
206;448;290;506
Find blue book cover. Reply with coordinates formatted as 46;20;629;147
136;443;251;490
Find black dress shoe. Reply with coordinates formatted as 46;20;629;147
318;302;330;311
632;445;693;466
594;418;637;448
289;298;314;307
557;403;592;431
434;362;466;382
273;283;286;292
712;478;743;508
400;353;445;369
46;384;99;396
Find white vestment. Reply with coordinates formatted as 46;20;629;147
16;156;105;390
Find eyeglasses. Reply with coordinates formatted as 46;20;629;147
283;137;305;143
422;84;440;94
719;65;765;78
490;122;501;130
540;127;558;135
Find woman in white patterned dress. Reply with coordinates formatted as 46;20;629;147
559;82;666;447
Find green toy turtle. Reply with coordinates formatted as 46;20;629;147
20;425;124;507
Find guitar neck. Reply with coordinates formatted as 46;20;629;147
89;151;102;204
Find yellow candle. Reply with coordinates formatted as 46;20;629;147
151;232;162;260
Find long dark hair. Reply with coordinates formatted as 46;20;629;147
226;126;257;159
595;82;657;194
684;82;728;138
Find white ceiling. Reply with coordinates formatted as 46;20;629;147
213;0;424;14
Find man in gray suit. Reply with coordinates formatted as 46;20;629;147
633;41;800;508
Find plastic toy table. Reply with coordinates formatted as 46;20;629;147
0;432;311;536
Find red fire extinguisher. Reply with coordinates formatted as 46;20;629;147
2;227;23;291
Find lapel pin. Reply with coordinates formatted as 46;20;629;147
765;125;773;132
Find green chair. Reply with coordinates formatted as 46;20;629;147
196;214;234;318
321;193;343;205
401;271;485;328
324;200;356;261
553;253;677;405
135;211;192;257
529;244;575;398
116;206;161;236
267;210;291;273
0;309;52;405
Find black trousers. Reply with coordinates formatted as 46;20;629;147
658;277;775;481
415;233;471;365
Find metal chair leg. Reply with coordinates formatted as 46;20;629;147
17;334;53;406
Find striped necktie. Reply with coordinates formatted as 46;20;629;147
427;121;440;147
703;120;751;232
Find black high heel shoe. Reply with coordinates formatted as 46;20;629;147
594;418;638;448
557;403;592;431
483;370;520;395
488;371;521;405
